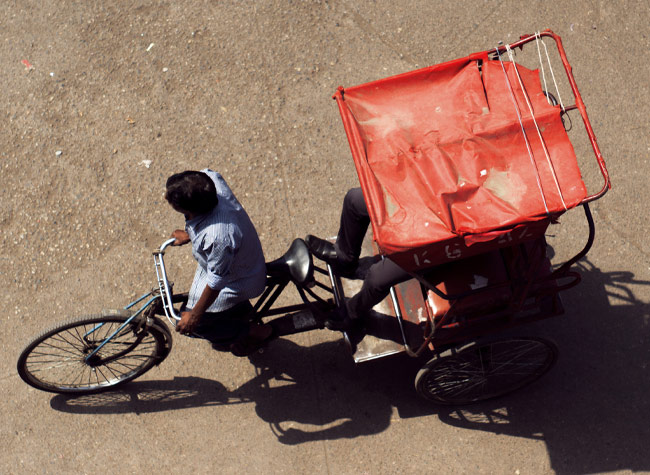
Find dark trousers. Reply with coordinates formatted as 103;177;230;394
193;300;253;343
335;188;411;317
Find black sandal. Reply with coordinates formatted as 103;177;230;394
230;325;277;357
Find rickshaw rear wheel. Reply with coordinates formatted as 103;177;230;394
415;337;557;405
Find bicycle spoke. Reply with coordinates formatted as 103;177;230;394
103;361;133;378
69;325;86;344
102;362;121;381
18;316;167;392
475;342;545;369
48;331;82;348
43;334;87;349
26;359;79;372
432;378;487;399
66;366;82;388
33;344;82;360
416;338;556;404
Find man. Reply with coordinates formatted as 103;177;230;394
165;169;272;354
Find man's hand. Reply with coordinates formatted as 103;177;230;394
176;310;201;335
177;285;220;336
170;229;190;246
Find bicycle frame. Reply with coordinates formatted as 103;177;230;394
84;237;342;361
153;239;351;339
82;238;185;362
82;291;160;362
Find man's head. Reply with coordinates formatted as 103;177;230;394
165;171;218;217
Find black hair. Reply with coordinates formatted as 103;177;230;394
165;171;218;215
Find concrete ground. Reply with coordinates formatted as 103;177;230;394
2;1;649;473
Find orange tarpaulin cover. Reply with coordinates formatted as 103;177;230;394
335;55;586;271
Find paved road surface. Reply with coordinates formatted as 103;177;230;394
2;1;649;473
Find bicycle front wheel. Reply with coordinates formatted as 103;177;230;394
17;312;172;394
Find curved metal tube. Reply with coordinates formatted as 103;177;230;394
153;239;182;325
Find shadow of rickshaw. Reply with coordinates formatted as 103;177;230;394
51;260;650;471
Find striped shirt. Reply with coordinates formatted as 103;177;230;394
185;169;266;312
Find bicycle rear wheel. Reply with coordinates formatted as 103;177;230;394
17;312;172;394
415;337;557;405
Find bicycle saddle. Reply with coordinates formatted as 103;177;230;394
266;238;314;285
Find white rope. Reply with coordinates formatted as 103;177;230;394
536;32;566;112
505;44;568;211
535;32;551;105
496;45;550;215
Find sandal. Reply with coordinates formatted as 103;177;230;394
230;325;276;357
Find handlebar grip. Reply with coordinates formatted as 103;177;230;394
159;238;178;252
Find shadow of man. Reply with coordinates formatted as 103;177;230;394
241;338;432;444
50;337;434;444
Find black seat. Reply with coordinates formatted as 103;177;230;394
266;238;314;285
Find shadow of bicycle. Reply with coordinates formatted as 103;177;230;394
50;377;236;414
51;259;650;469
50;336;431;444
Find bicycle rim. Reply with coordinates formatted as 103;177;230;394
17;314;169;394
415;337;558;405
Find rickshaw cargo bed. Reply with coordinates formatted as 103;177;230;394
335;49;587;271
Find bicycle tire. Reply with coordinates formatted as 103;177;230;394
17;311;172;395
415;336;558;405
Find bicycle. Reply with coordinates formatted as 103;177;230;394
16;232;568;404
17;237;338;394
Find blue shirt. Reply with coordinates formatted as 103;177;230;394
184;169;266;312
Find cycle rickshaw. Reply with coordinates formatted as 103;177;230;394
18;30;610;405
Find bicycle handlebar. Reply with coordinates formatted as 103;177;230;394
153;239;182;324
159;238;177;253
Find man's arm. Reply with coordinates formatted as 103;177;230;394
176;284;220;334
